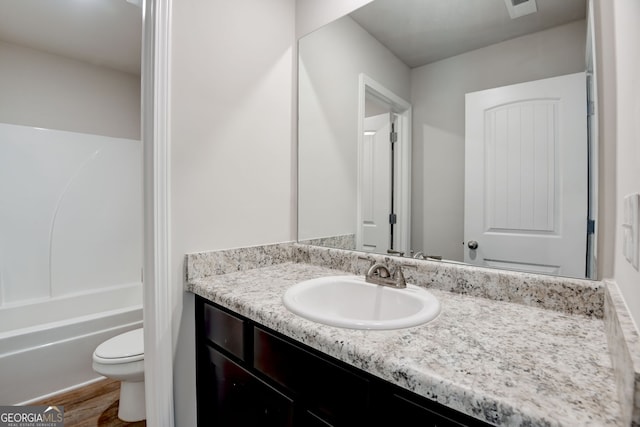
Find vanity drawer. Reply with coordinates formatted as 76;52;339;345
203;303;245;360
253;326;370;426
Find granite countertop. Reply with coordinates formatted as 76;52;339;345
187;261;623;426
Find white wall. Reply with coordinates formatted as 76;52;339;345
0;40;140;140
411;20;586;261
607;0;640;327
298;16;411;241
170;1;296;425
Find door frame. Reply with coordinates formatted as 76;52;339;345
142;0;174;425
356;74;412;255
585;0;599;279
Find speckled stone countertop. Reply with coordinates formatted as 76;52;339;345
187;261;623;426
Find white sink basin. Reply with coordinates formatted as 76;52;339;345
282;275;440;330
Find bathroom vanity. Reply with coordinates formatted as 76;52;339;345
187;243;639;427
196;297;490;426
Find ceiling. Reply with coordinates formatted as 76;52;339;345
0;0;585;76
0;0;142;75
350;0;587;68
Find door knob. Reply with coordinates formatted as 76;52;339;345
467;240;479;250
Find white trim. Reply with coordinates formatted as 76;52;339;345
356;74;412;255
142;0;174;425
356;76;365;252
396;106;412;255
586;0;599;279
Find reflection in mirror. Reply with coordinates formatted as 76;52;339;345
298;0;597;279
357;75;411;256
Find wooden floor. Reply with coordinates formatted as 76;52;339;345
32;379;146;427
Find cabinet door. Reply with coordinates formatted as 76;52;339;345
253;326;370;426
202;346;294;427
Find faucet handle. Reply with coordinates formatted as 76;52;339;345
392;266;406;288
387;249;405;257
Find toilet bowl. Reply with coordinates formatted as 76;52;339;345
92;328;145;422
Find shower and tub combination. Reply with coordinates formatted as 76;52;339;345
0;122;143;405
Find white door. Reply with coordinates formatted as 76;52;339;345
464;72;587;277
359;114;391;253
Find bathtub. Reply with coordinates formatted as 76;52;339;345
0;123;143;404
0;283;143;405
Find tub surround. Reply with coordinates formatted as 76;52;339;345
185;243;640;426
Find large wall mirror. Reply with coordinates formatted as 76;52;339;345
298;0;599;280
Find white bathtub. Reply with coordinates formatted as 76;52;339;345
0;283;143;405
0;123;143;404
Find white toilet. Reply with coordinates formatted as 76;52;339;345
92;328;145;422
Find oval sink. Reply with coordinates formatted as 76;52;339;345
282;276;440;330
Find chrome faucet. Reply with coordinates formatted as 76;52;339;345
413;251;442;261
387;249;405;257
365;263;406;289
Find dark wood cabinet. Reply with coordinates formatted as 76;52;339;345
196;296;492;427
253;326;370;426
202;346;293;426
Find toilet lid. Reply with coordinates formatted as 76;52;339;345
95;328;144;360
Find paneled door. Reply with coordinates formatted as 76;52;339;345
358;113;391;253
464;72;587;277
